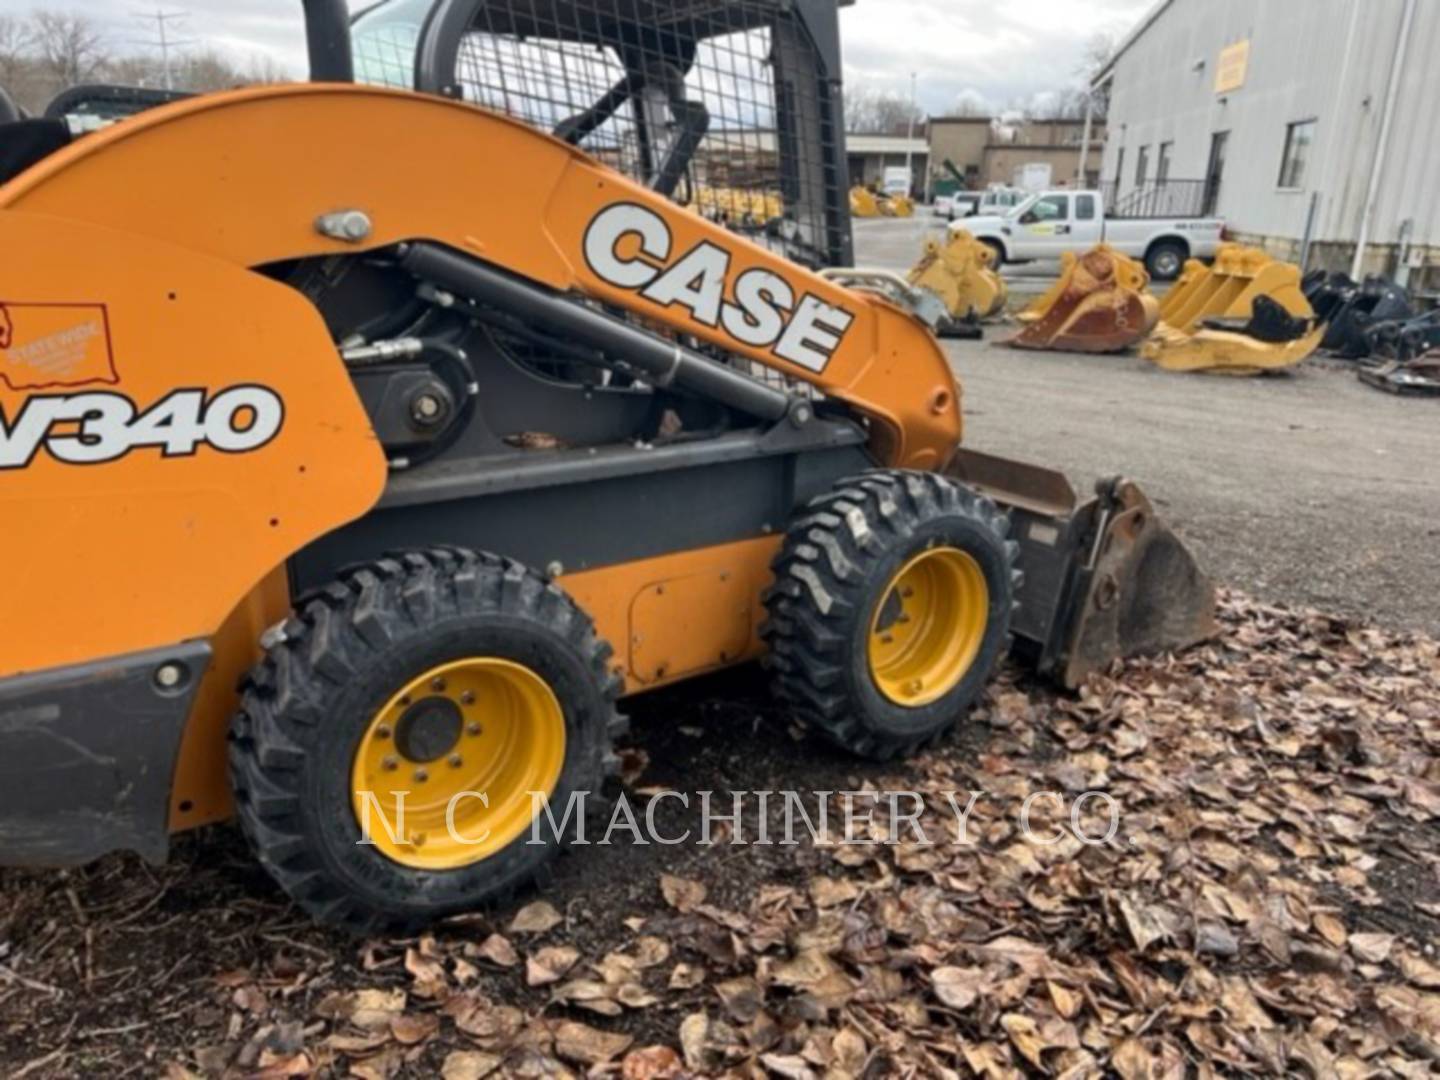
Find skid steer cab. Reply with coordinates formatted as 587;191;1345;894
0;0;1213;932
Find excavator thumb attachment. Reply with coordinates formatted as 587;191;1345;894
945;449;1216;688
1004;246;1160;353
907;231;1008;337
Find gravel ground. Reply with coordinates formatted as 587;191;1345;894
856;216;1440;636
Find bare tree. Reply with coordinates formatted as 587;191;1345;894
0;15;30;88
845;84;923;134
1072;31;1117;119
29;10;107;87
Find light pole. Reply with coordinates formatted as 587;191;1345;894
904;71;918;198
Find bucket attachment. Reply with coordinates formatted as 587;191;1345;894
689;184;783;227
945;448;1216;688
851;187;913;219
1143;297;1324;375
1004;245;1160;353
1143;244;1322;375
907;230;1008;337
850;187;881;218
1156;243;1312;332
884;194;915;218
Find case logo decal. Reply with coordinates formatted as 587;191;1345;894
582;202;855;374
0;385;284;470
0;302;118;391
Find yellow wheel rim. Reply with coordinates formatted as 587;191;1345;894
868;547;989;707
350;658;566;871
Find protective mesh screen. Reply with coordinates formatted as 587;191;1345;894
352;0;850;269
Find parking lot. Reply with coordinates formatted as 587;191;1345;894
857;216;1440;635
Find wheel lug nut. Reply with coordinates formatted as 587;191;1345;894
460;691;476;705
399;695;411;707
448;754;463;768
881;634;894;645
376;724;392;739
466;722;482;737
382;755;399;771
412;832;426;847
414;768;429;783
901;587;915;598
906;678;924;695
430;677;446;692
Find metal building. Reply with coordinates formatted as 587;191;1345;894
1091;0;1437;297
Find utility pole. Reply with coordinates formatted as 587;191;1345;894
133;8;191;90
905;71;918;198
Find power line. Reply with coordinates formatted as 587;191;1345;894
131;7;194;91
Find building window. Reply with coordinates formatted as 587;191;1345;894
1157;142;1173;183
1115;147;1126;187
1278;120;1316;188
1076;194;1097;220
1135;145;1149;187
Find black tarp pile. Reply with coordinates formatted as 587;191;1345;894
1304;271;1440;396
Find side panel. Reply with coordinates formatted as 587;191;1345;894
0;211;386;678
0;84;962;470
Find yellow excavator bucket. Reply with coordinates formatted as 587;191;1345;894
1004;245;1160;353
1157;243;1312;332
1142;244;1321;375
907;231;1008;333
850;186;881;218
884;194;915;218
689;185;783;224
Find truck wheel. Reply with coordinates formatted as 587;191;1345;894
762;471;1019;761
1145;240;1188;281
229;549;623;934
980;238;1006;267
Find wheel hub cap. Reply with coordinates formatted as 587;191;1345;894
868;547;989;707
351;658;566;870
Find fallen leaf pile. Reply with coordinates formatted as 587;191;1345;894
1;592;1436;1077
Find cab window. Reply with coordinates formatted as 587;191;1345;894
1023;195;1069;223
1076;194;1097;221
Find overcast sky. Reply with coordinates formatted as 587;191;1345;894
1;0;1153;113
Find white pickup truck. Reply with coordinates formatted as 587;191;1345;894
950;189;1225;281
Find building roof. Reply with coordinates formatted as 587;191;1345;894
1092;0;1178;86
928;116;992;125
848;134;929;155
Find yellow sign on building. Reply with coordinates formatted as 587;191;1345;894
1215;40;1251;94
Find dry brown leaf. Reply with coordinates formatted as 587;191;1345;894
931;966;984;1010
350;988;407;1031
660;874;707;913
1313;912;1348;949
554;1019;633;1064
621;1045;683;1079
389;1012;439;1046
509;900;563;934
526;945;580;987
474;933;520;967
440;1050;502;1080
1001;1013;1047;1070
1397;950;1440;990
1348;932;1395;964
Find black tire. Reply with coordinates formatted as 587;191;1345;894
229;548;623;934
762;471;1020;761
1145;240;1188;282
980;238;1006;267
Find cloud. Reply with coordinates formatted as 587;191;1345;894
0;0;1153;112
839;0;1151;114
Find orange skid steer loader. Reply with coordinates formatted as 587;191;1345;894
0;0;1213;931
